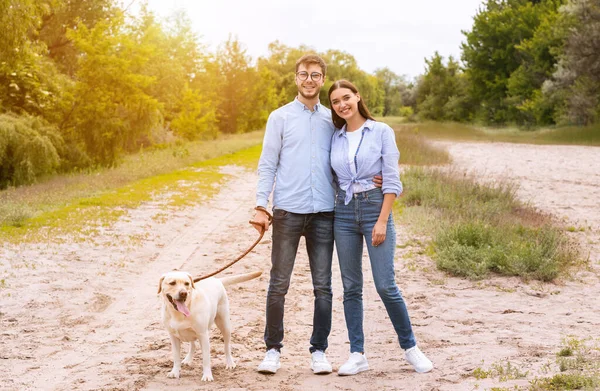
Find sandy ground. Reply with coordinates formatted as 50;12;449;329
1;142;599;391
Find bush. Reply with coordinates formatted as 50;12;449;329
0;113;64;188
399;167;580;281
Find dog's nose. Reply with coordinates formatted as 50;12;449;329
178;290;187;299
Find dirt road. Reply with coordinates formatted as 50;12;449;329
1;142;598;391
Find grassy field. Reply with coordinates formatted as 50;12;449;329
396;167;581;281
380;117;600;146
393;129;583;282
0;131;264;242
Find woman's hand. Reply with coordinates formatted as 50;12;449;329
372;220;387;246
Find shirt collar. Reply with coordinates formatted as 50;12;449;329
294;97;321;112
337;119;375;137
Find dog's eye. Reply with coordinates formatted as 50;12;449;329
184;282;190;286
169;281;176;286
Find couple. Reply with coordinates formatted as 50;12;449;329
251;54;433;376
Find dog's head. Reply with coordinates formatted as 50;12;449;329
158;271;195;317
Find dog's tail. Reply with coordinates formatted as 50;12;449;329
219;271;262;287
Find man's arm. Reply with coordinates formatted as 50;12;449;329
253;113;283;232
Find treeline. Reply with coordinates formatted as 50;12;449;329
417;0;600;127
0;0;399;188
1;0;599;189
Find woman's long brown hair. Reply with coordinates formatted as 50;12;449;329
328;79;375;129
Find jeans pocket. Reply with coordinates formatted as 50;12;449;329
365;191;384;205
273;208;289;219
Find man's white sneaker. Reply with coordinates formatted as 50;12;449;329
311;350;332;374
257;349;281;374
405;346;433;373
338;352;369;376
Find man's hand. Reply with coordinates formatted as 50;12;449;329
251;209;271;233
373;175;383;188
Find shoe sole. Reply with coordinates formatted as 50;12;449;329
311;366;333;375
257;364;281;374
337;363;369;376
414;365;433;373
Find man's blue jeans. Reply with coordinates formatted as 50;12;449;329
334;188;416;353
264;209;334;353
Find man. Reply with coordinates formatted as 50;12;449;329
252;54;335;375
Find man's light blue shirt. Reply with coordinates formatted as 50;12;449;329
256;98;336;213
331;119;403;205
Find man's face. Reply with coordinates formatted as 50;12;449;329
295;62;325;100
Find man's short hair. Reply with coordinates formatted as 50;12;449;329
295;54;327;77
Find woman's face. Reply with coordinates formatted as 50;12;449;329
330;87;361;122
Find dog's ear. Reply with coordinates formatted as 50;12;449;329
157;275;165;294
187;273;195;289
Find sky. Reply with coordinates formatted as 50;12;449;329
142;0;486;79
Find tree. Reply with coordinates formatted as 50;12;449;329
506;0;567;125
543;0;600;125
322;50;384;115
38;0;115;76
416;53;473;121
461;0;557;124
65;11;161;165
374;67;404;116
0;113;64;188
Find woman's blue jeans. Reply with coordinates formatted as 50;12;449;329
334;188;416;353
264;209;334;353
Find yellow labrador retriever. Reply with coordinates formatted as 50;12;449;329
157;270;261;381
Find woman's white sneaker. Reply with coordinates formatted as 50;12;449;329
338;352;369;376
404;346;433;373
257;349;281;374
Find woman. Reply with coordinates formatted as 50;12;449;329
328;80;433;375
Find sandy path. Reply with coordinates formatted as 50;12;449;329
0;142;598;391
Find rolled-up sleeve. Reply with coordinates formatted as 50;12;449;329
256;112;283;208
380;125;403;196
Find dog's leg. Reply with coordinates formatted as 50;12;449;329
215;304;236;369
182;340;195;366
167;334;182;379
198;331;213;381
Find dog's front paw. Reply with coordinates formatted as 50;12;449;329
182;357;193;366
201;370;214;382
226;358;236;370
167;369;180;379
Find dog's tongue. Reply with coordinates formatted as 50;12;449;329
175;300;190;317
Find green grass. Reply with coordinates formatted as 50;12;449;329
530;337;600;390
395;167;582;281
395;129;451;166
0;133;263;243
471;361;529;381
381;119;600;146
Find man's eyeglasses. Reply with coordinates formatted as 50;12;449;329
296;71;323;82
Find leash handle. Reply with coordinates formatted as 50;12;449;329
193;221;266;283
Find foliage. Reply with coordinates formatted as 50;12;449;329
543;0;600;125
398;167;581;281
461;0;566;125
374;67;412;116
416;52;474;122
170;85;218;140
2;0;600;188
0;113;64;188
65;11;161;166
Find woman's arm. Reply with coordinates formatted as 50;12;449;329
372;193;396;246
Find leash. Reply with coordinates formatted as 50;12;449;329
193;221;266;282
